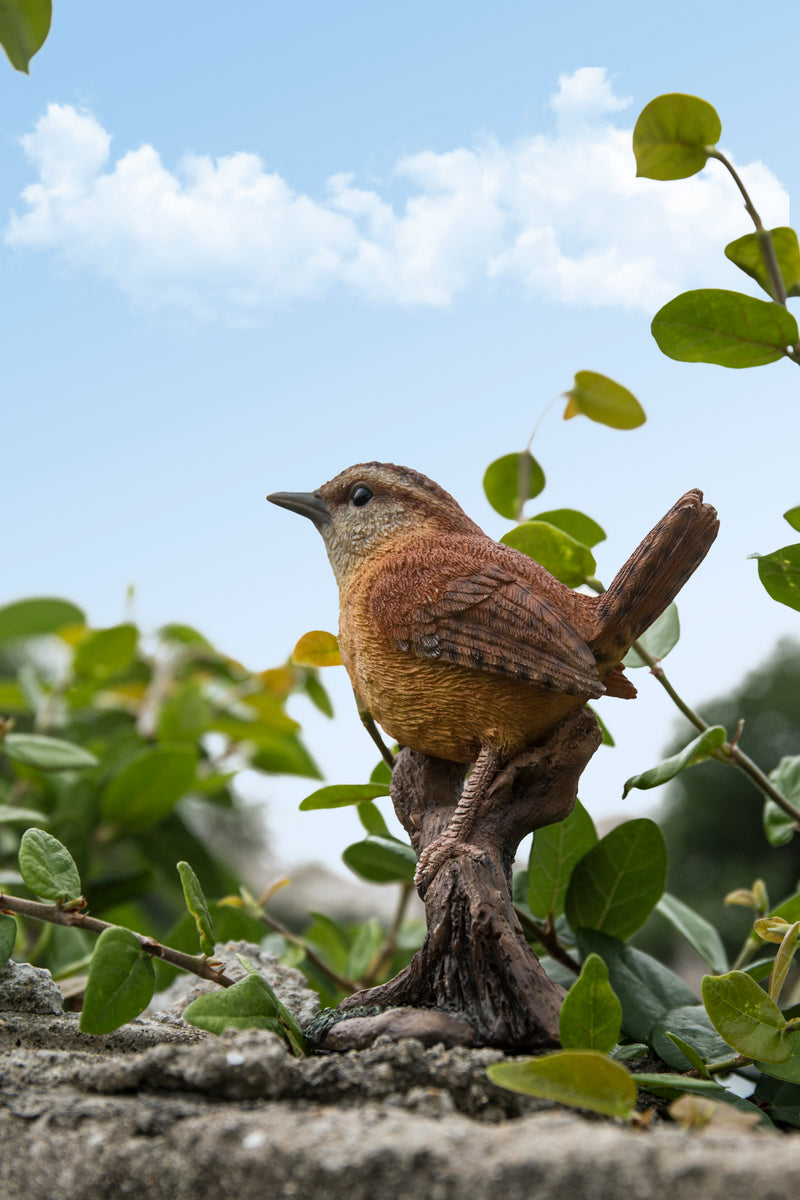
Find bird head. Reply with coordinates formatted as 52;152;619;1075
268;462;482;588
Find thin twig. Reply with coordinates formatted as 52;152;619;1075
584;579;800;825
257;908;358;995
0;893;237;986
361;881;414;988
706;147;800;361
514;906;581;975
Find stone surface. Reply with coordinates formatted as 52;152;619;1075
0;959;64;1014
3;1009;800;1200
149;939;321;1027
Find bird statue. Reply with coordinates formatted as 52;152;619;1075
269;462;718;888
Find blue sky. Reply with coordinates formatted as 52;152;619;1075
2;2;798;868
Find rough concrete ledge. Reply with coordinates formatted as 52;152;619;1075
3;1006;800;1200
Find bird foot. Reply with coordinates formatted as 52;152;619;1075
414;832;483;894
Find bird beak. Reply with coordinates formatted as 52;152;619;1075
267;490;332;530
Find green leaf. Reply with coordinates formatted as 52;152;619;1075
564;818;666;941
370;758;393;785
177;861;216;957
0;680;31;713
763;758;800;846
0;0;51;72
184;972;306;1054
300;782;390;810
80;927;155;1034
483;452;545;520
0;597;84;643
357;800;391;836
73;624;138;680
702;970;792;1062
305;911;351;976
589;707;615;747
233;955;307;1055
346;917;384;979
650;1004;731;1070
755;1075;800;1126
563;371;645;430
633;93;721;180
576;930;697;1044
251;733;321;778
753;544;800;611
785;507;800;533
633;1073;772;1128
755;1032;800;1084
559;954;622;1053
101;746;197;830
652;289;798;368
662;1031;709;1077
1;732;99;772
623;604;680;668
488;1050;637;1120
501;521;596;587
769;922;800;1004
292;630;342;668
304;672;333;718
18;827;82;902
0;913;16;966
655;892;728;974
531;509;606;549
725;228;800;301
156;681;210;744
528;799;597;919
764;800;797;846
341;835;416;884
622;726;726;798
0;805;50;825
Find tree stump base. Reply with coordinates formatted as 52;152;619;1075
325;708;602;1052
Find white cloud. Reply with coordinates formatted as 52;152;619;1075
5;71;790;322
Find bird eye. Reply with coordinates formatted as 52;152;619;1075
351;485;373;508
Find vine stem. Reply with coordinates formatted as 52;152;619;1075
706;147;800;362
585;578;800;825
514;906;581;975
361;881;414;988
0;892;237;986
257;908;358;995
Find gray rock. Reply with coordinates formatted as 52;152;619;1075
149;940;320;1026
0;960;63;1014
3;1010;800;1200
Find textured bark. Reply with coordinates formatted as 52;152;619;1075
334;707;602;1051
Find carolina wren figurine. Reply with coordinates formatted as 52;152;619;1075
269;463;718;885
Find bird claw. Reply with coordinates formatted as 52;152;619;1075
414;833;483;893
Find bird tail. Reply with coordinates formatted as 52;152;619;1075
590;489;719;671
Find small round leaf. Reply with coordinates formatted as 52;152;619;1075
633;93;721;180
18;827;82;902
483;452;545;520
292;631;342;668
501;521;595;587
564;372;645;430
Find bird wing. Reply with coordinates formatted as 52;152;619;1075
369;546;604;699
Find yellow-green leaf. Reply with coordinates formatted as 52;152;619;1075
652;289;798;368
488;1050;637;1119
0;0;51;73
501;521;595;587
563;371;645;430
292;631;342;667
633;93;721;180
483;452;545;520
725;228;800;301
